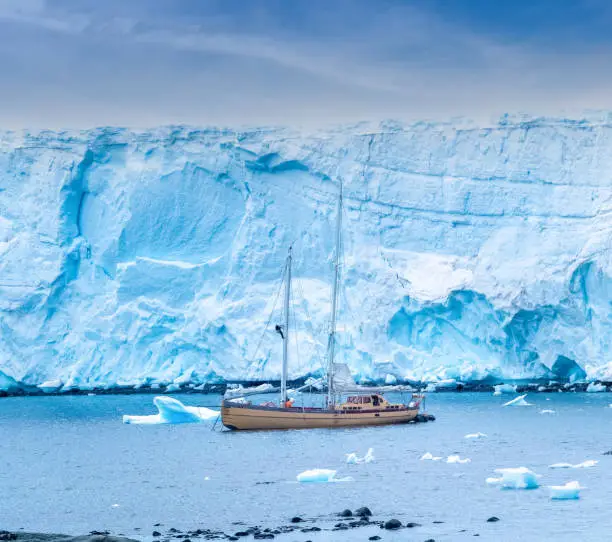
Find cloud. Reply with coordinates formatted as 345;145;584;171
1;0;612;128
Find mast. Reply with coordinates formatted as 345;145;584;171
327;182;343;408
280;247;292;406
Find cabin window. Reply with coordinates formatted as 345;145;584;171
372;395;380;406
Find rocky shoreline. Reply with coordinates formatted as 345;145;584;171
2;507;503;541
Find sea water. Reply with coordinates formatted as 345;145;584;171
2;392;612;541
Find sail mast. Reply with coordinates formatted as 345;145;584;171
280;247;292;406
327;182;343;408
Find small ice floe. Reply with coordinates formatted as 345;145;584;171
503;394;532;407
346;448;374;464
549;481;582;500
464;432;487;439
488;467;539;489
586;382;607;393
549;460;597;469
446;455;471;464
420;452;442;461
111;504;120;508
493;384;517;396
297;469;352;483
122;396;219;425
539;409;556;414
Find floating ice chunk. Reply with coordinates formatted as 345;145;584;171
297;469;337;483
420;452;442;461
549;481;582;500
486;477;501;486
503;394;532;407
38;379;62;393
164;383;181;393
586;382;607;393
446;455;471;464
539;409;556;414
493;467;539;489
464;432;487;439
425;383;437;392
493;384;517;395
346;448;375;464
549;460;598;469
122;396;219;425
111;504;120;508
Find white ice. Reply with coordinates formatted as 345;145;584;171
503;394;532;407
549;481;582;500
122;396;219;425
446;455;471;464
464;432;487;439
346;448;375;464
493;384;517;396
586;382;607;393
492;467;540;489
539;409;556;414
550;460;598;469
296;469;338;483
420;452;443;461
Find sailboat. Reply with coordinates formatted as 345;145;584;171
221;184;428;430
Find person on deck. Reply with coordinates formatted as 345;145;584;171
285;399;294;408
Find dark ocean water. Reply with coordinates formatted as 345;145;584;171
2;392;612;541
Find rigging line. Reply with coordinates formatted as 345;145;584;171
247;259;287;374
290;284;302;376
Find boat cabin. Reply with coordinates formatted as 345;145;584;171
339;394;401;411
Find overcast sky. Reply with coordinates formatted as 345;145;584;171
1;0;612;129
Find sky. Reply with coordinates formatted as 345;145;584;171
1;0;612;129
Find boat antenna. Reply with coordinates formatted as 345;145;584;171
327;180;343;408
280;246;292;406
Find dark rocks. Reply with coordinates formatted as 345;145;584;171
338;509;352;518
233;533;248;538
300;527;321;533
290;517;303;523
168;529;180;534
604;450;612;455
152;532;162;537
253;535;274;540
383;519;402;530
405;522;421;528
369;537;381;541
432;521;444;524
355;506;372;517
0;533;17;541
425;539;436;542
486;517;500;523
333;525;349;531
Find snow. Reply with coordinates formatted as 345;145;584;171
420;452;442;461
122;396;219;424
446;455;471;464
490;467;540;489
464;432;487;439
586;382;607;393
5;117;612;390
346;448;375;464
549;481;582;500
296;469;338;483
503;394;532;407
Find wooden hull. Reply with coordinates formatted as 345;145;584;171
221;401;420;430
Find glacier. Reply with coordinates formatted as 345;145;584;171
3;115;612;392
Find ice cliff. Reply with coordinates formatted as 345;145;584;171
2;115;612;391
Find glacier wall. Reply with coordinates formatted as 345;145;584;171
2;116;612;391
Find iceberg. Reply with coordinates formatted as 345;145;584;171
420;452;443;461
346;448;374;464
493;384;517;395
7;117;612;391
464;432;487;439
586;382;607;393
491;467;539;489
296;469;338;483
503;394;532;407
550;460;598;469
549;481;582;500
446;455;471;464
122;396;219;425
